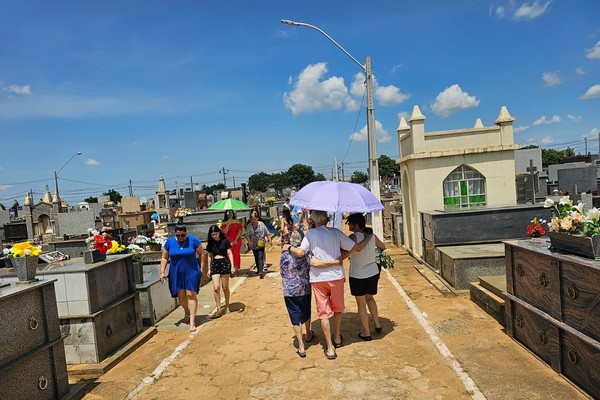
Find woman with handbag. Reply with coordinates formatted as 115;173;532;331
206;225;236;317
245;210;271;278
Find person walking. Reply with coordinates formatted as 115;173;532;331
160;224;204;332
245;210;271;278
279;208;294;249
206;225;236;317
221;210;243;275
285;210;358;360
346;213;386;340
280;230;314;357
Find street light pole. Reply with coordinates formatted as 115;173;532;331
281;19;383;238
54;151;82;208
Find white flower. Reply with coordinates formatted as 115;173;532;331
559;196;572;206
543;198;555;208
587;208;600;220
2;248;9;255
575;202;584;214
87;228;94;233
24;249;30;256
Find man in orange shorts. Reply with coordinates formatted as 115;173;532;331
286;210;370;360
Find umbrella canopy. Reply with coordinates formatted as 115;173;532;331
289;181;384;213
209;198;250;211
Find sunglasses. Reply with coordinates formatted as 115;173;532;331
175;234;187;238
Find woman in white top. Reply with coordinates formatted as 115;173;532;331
346;213;386;341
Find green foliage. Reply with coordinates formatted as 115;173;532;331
376;249;394;270
378;154;400;178
247;163;317;191
315;173;326;181
103;189;122;204
351;170;369;184
84;197;99;203
541;147;575;167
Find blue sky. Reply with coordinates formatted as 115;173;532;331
0;0;599;206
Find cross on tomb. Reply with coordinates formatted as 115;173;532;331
525;159;539;201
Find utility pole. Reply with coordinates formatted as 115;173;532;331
334;157;339;181
129;179;133;197
232;176;236;188
219;167;229;188
585;136;588;155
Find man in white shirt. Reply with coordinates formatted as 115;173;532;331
285;210;370;359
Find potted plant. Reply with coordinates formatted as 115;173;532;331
544;196;600;259
84;229;111;264
390;200;401;212
265;196;276;207
3;241;42;282
526;217;546;241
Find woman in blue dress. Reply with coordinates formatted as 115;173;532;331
160;224;205;332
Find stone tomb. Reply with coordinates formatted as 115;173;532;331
0;254;143;364
136;262;178;326
438;243;506;290
0;280;71;399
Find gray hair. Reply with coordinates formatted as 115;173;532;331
310;210;328;226
290;229;304;247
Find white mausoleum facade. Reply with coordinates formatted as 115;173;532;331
397;105;519;257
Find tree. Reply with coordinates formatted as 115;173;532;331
315;173;326;181
287;163;316;188
248;172;271;192
103;189;122;204
351;170;369;184
378;154;400;179
83;196;98;203
541;147;575;167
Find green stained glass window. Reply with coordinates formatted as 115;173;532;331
443;165;486;210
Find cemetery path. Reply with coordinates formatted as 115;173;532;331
78;243;586;400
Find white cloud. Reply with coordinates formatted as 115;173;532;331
375;85;410;106
397;111;410;121
542;71;562;87
431;84;480;117
514;126;530;133
586;41;600;60
163;155;172;161
0;184;11;191
567;114;582;122
5;84;32;95
350;72;408;106
390;64;403;74
581;84;600;100
533;115;561;125
283;62;358;115
589;127;600;136
348;120;391;143
575;67;586;75
494;5;506;18
541;136;554;144
84;158;100;166
513;1;551;20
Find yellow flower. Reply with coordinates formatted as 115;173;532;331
10;241;41;257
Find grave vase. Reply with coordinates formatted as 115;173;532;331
84;249;106;264
148;243;162;252
11;256;39;282
548;232;600;259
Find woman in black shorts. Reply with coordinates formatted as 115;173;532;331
346;213;387;341
206;225;235;317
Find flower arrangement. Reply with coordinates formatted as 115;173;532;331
107;241;127;254
86;229;112;255
375;249;394;270
126;244;145;262
174;208;189;218
3;241;42;258
265;196;276;205
544;196;600;236
130;234;166;246
527;217;547;238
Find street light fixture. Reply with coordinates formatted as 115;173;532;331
280;19;383;238
53;151;82;208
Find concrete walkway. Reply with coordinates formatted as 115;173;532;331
79;245;587;400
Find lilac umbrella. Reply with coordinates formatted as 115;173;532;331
289;181;384;213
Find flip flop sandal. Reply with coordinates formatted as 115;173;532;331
324;349;337;360
358;332;372;341
332;335;343;348
296;349;307;358
305;330;315;342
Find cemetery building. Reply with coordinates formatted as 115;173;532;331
397;105;519;258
